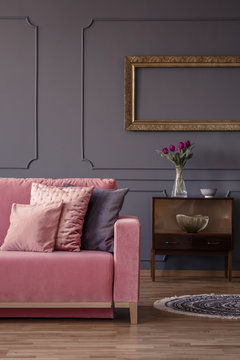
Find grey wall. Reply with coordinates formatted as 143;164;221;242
0;0;240;270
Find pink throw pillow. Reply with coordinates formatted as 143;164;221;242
0;202;63;252
30;183;94;251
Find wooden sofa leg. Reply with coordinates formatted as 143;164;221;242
129;303;138;325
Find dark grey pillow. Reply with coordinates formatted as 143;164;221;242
64;184;128;252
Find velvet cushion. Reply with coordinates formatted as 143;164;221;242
0;202;63;252
30;183;94;251
0;178;116;246
64;184;128;252
0;250;113;302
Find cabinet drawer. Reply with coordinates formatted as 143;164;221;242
191;237;231;251
154;235;192;250
153;234;232;251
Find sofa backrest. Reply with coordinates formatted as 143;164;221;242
0;178;117;245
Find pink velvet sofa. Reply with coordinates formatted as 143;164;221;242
0;178;140;324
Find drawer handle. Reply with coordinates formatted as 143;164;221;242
164;241;179;245
207;241;221;245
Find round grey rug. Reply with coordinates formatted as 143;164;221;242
154;294;240;319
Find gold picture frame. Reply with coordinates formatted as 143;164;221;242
124;56;240;131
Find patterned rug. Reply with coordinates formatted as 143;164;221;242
154;294;240;319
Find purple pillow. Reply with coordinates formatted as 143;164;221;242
64;185;128;252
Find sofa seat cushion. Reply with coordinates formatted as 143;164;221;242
0;250;113;303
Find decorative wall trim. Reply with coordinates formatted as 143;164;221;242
0;16;38;169
81;18;94;169
121;185;240;195
129;189;168;195
81;17;240;175
116;178;240;182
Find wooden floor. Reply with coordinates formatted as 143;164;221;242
0;273;240;359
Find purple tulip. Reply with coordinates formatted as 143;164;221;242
169;145;175;152
162;147;168;154
178;142;184;150
184;140;191;148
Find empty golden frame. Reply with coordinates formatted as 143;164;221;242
124;56;240;131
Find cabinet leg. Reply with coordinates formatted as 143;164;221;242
224;256;228;279
228;251;232;282
151;250;155;281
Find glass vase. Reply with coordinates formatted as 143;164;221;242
171;165;187;198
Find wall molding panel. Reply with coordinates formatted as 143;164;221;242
0;17;38;169
81;17;240;178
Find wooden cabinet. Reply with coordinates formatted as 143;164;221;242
151;198;233;281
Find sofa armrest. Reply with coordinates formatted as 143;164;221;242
113;216;141;305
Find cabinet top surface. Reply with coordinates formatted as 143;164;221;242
152;197;233;200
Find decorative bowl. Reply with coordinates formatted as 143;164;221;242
200;188;217;198
176;214;209;233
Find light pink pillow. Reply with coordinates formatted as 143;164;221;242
30;183;94;251
0;202;63;252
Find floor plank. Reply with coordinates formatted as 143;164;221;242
0;274;240;359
